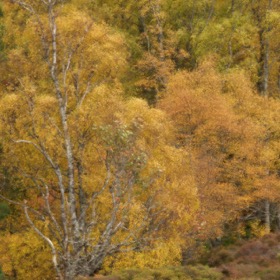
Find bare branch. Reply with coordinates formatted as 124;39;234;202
24;202;63;280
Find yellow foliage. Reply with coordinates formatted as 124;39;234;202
102;239;182;272
2;0;279;277
237;220;267;239
159;61;280;240
0;55;198;278
0;230;54;280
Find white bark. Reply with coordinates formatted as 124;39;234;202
4;2;160;279
24;202;63;280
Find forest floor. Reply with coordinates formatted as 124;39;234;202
207;232;280;279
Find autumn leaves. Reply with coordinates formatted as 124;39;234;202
0;0;280;279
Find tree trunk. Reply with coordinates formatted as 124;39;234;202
256;0;273;97
150;0;165;62
258;28;269;97
277;63;280;92
264;200;270;233
276;203;280;230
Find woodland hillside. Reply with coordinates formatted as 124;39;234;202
0;0;279;279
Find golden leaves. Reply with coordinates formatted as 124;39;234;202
159;61;280;240
0;230;54;280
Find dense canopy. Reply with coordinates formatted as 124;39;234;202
0;0;279;279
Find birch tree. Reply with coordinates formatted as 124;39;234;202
0;1;197;279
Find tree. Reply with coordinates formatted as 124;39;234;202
0;1;197;279
159;59;280;244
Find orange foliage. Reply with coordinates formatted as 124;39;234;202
159;60;280;239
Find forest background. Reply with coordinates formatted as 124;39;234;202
0;0;280;279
